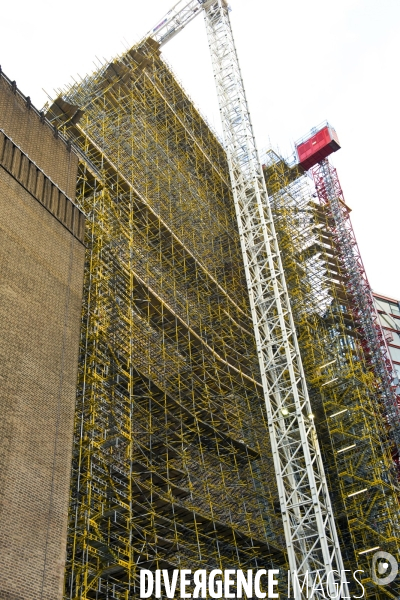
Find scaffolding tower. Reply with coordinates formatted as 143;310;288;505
311;158;400;465
47;39;286;599
264;149;400;598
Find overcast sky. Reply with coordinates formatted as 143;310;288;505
1;0;399;298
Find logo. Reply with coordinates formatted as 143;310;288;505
372;551;398;586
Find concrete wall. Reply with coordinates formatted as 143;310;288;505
0;76;85;600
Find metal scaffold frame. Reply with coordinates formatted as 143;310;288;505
47;36;287;599
264;150;400;598
311;159;400;464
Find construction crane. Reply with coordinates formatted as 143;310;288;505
144;1;348;596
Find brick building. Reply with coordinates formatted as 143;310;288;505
0;71;85;599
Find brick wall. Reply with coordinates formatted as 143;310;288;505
0;75;78;200
0;75;85;599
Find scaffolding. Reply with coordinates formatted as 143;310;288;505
264;151;400;598
46;40;287;599
311;159;400;465
44;4;400;594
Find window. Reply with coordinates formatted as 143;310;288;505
375;297;400;317
389;346;400;363
394;363;400;380
379;312;400;331
390;331;400;345
375;297;391;311
384;330;394;343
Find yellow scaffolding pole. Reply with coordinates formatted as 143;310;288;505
46;41;287;599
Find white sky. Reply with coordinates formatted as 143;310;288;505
1;0;399;298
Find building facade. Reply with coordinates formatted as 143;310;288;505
0;71;85;600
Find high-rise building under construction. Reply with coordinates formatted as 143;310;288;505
43;36;400;596
1;3;399;599
45;38;287;599
263;131;400;598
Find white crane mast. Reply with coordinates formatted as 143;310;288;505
147;1;348;595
